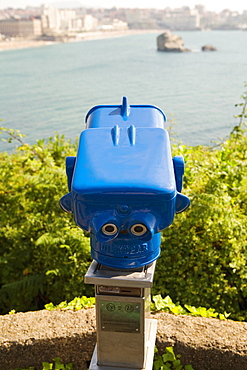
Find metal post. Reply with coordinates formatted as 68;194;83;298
85;260;157;370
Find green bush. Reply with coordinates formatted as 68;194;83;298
0;88;246;318
0;131;93;314
11;357;73;370
154;346;195;370
154;91;247;321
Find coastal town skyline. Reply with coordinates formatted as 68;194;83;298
0;0;246;13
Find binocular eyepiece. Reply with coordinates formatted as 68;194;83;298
101;223;147;237
60;97;190;269
101;223;119;236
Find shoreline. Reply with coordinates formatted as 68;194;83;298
0;29;159;52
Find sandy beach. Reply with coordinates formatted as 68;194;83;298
0;39;58;51
0;29;159;52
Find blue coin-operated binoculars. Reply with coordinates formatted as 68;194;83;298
60;97;190;270
60;97;190;370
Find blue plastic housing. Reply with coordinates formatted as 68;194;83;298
60;97;190;269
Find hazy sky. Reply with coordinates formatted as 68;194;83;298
0;0;246;12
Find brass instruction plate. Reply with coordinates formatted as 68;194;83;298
100;300;141;333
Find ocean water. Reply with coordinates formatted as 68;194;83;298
0;30;247;150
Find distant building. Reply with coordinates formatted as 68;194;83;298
125;9;158;29
162;7;200;30
241;10;247;28
98;19;128;32
59;9;76;30
0;18;42;37
41;5;61;32
194;4;206;15
0;7;41;21
33;18;42;35
41;5;98;33
1;4;245;35
82;14;98;31
112;18;128;31
69;14;98;31
216;9;241;29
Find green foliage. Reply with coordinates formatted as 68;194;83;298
11;358;73;370
154;89;247;321
12;350;192;370
1;87;247;319
42;357;73;370
152;295;187;315
152;295;230;319
8;309;16;314
154;346;195;370
0;131;93;314
44;295;95;311
234;82;247;128
11;368;34;370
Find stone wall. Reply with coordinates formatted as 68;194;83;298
1;308;247;370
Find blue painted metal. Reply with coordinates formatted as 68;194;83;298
60;97;190;269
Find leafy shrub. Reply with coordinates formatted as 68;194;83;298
9;293;229;321
0;88;247;318
154;89;247;321
154;346;195;370
11;357;73;370
0;130;93;314
151;295;230;320
42;357;73;370
44;296;95;311
12;350;193;370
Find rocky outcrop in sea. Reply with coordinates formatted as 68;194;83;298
202;44;217;51
157;31;191;52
